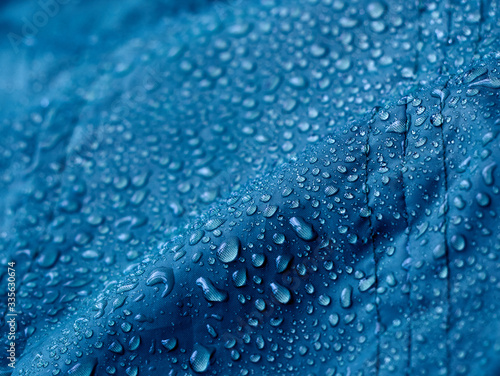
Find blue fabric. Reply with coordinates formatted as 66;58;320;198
0;0;499;375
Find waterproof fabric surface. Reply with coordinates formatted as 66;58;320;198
0;0;500;375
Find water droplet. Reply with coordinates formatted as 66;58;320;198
325;186;339;196
36;249;59;268
205;218;225;231
125;366;138;376
216;236;240;263
469;76;500;89
270;282;291;304
66;359;97;376
196;277;228;302
318;294;331;306
482;163;496;186
289;217;317;241
288;76;308;89
252;253;266;268
190;344;214;373
231;350;241;361
263;205;278;218
335;57;351;71
476;192;491;207
386;119;406;133
81;250;101;260
161;338;178;352
430;113;444;127
310;44;329;58
358;275;376;292
228;22;252;37
189;230;205;246
276;254;293;273
121;322;132;333
450;234;466;252
146;267;175;297
328;313;339;327
367;1;386;19
431;88;450;105
340;286;353;308
232;268;247;287
464;66;488;83
433;244;446;259
273;233;285;245
128;335;141;351
108;340;124;354
255;299;266;311
246;204;257;216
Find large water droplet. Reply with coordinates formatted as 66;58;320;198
161;338;178;352
146;267;175;297
252;253;266;268
340;286;353;308
318;294;331;306
273;233;286;245
450;234;466;252
289;217;317;241
476;192;491;207
270;282;291;304
108;340;124;354
189;230;205;246
190;344;214;373
276;254;293;273
310;43;329;58
433;244;446;259
67;359;97;376
367;1;386;19
216;236;240;263
481;163;496;186
358;275;376;292
329;313;340;327
128;335;141;351
263;205;278;218
232;268;247;287
196;277;228;302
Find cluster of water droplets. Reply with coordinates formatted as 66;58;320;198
1;0;499;375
